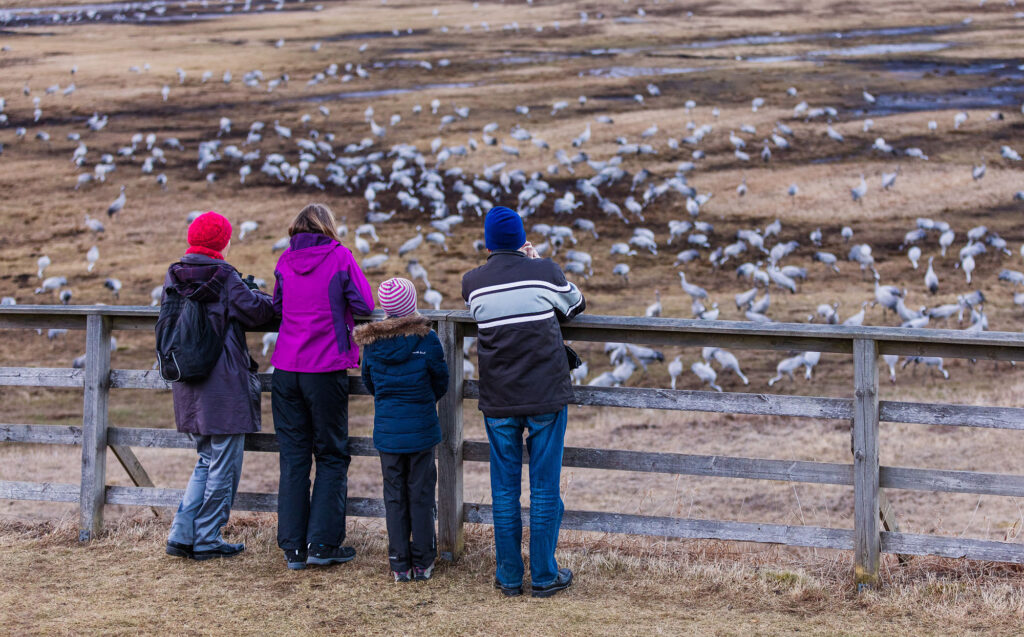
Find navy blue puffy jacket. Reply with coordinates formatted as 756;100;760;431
353;314;449;453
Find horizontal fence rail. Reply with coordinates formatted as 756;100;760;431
2;306;1024;588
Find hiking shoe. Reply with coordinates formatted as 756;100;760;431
494;578;523;597
192;542;245;561
165;541;193;559
284;549;308;570
306;544;356;566
393;569;412;583
531;568;573;598
413;563;434;581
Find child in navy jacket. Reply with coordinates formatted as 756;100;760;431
353;278;449;582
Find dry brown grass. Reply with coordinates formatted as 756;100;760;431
2;515;1024;636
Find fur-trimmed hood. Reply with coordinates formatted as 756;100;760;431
353;314;432;347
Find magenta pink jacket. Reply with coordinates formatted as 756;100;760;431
271;233;375;373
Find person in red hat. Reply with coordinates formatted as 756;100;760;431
162;211;275;562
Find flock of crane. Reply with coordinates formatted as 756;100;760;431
2;1;1024;393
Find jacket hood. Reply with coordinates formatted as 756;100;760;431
168;257;233;303
281;233;338;275
353;314;431;346
354;315;432;363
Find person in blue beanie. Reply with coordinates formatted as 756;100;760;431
461;206;586;599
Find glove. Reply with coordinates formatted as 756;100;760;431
242;274;260;291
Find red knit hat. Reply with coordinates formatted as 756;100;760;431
186;211;232;259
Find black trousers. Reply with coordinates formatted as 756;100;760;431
380;449;437;571
272;369;350;550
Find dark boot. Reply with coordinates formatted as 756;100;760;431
307;544;356;566
494;578;523;597
531;568;573;598
166;541;193;559
192;542;245;561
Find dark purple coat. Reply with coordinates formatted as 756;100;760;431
164;254;276;436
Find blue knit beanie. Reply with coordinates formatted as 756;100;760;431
484;206;526;251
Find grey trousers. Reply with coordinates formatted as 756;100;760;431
168;433;245;551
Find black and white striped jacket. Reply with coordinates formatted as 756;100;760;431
462;250;586;417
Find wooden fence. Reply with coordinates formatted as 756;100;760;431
3;305;1024;590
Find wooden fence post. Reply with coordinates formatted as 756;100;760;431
436;318;465;561
79;313;112;542
852;338;881;589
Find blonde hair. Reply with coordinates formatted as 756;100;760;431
289;203;339;242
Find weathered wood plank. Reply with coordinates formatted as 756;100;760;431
103;486;386;517
878;491;910;565
109;369;168;390
79;314;111;542
463;382;1024;430
0;367;85;388
110;369;372;396
881;532;1024;564
463;441;854;485
437;319;465;562
852;338;881;589
463;503;854;549
0;424;82;445
880;401;1024;430
0;480;80;503
6;305;1024;351
106;427;379;456
880;466;1024;498
876;341;1024;362
0;315;88;331
464;440;1024;498
110;444;161;517
565;384;851;419
104;373;1024;431
109;315;163;331
7;305;1024;358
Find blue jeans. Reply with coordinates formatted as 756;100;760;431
484;407;567;588
168;434;245;551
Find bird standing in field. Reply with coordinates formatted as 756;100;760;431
239;220;259;240
107;185;126;217
104;278;121;299
668;356;683;390
691;361;722;392
645;290;662;318
399;233;424;257
768;355;805;386
851;175;867;202
678;272;707;300
972;163;986;182
86;246;99;273
925;257;939;294
961;254;975;284
612;263;630;284
37;255;51;280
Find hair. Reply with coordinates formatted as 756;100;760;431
289;203;339;242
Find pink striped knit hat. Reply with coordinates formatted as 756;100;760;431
378;278;418;318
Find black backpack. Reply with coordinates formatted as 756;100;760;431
155;269;231;383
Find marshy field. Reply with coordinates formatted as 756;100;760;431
2;0;1024;633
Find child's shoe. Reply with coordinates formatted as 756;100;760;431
413;563;434;581
284;548;307;570
393;569;412;583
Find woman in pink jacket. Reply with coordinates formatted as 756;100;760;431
271;203;375;570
